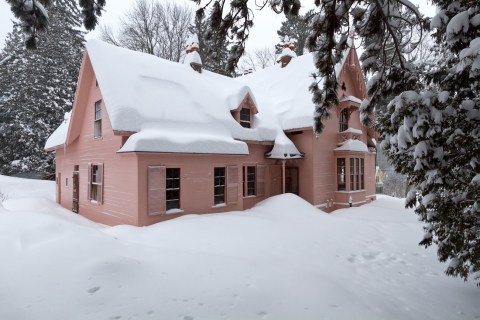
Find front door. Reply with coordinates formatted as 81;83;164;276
72;172;79;213
56;173;61;204
285;167;299;195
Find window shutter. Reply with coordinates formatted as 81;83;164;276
226;166;238;205
98;163;104;204
256;165;265;197
87;163;91;200
148;166;166;215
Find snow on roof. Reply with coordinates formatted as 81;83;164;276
44;111;71;150
335;139;368;152
47;40;299;155
119;122;248;154
265;130;303;159
183;50;202;66
240;39;354;131
341;127;363;135
340;95;363;104
277;47;297;61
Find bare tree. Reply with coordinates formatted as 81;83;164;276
239;47;276;72
100;0;192;62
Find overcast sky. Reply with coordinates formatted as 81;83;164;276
0;0;436;52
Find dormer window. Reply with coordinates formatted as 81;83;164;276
240;108;251;128
339;108;349;132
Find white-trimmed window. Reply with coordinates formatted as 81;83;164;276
337;158;346;191
240;108;251;128
88;163;103;203
214;167;226;205
349;158;365;191
94;100;102;138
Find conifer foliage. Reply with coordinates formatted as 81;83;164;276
0;0;85;179
378;1;479;284
275;9;314;56
6;0;101;48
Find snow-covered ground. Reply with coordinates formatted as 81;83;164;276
0;175;478;320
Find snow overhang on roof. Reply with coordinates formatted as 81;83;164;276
44;111;71;150
335;139;368;152
341;127;363;135
118;122;249;155
265;131;304;160
340;95;363;104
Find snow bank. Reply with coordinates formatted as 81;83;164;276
1;178;479;320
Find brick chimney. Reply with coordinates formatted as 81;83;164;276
277;36;297;68
183;34;202;73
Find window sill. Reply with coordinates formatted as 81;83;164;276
93;136;103;141
212;203;226;208
335;190;365;194
165;209;184;215
243;195;256;199
89;200;102;205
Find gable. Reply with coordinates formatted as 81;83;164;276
337;47;367;101
66;51;97;146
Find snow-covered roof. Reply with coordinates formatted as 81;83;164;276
340;95;363;104
46;40;302;156
240;39;354;131
44;111;70;150
335;139;368;152
341;127;363;135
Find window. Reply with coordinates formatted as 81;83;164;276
94;100;102;138
89;164;103;203
240;108;251;128
214;167;226;205
166;168;180;210
360;158;365;190
243;166;256;196
348;158;365;191
337;158;346;191
350;158;355;191
356;158;360;190
339;108;349;132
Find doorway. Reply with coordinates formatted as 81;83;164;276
72;167;79;213
285;167;299;195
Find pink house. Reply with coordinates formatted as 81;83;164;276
45;37;376;226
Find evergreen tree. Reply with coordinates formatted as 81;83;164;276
275;10;313;56
6;0;103;48
190;17;233;77
377;1;479;284
0;0;85;179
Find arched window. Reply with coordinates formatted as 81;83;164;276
339;108;349;132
